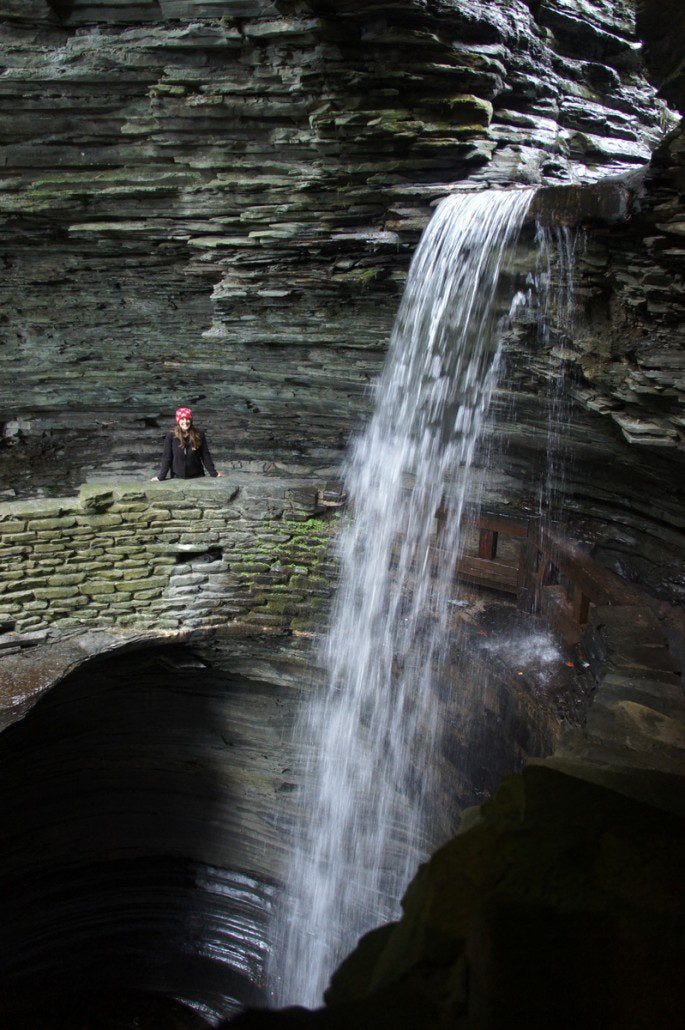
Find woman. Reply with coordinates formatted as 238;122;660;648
151;407;223;481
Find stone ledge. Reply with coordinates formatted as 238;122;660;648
0;627;190;733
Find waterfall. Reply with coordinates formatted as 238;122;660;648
272;188;537;1007
534;224;582;525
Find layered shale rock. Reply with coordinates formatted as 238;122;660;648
1;0;682;608
0;3;683;1024
559;132;684;452
0;482;584;1025
0;584;578;1025
0;0;674;495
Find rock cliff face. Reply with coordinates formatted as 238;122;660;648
0;597;575;1023
0;0;674;487
0;637;308;1023
1;0;682;602
230;600;685;1029
0;1;683;1025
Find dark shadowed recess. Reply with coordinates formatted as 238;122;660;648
46;0;76;20
0;607;585;1027
0;641;291;1028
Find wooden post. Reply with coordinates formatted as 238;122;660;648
517;518;542;613
478;528;498;559
435;501;447;539
571;584;590;625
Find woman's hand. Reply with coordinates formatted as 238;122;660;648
150;476;159;482
216;471;224;478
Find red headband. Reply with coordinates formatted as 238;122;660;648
175;407;193;424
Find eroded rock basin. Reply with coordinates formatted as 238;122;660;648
0;636;297;1026
0;603;582;1028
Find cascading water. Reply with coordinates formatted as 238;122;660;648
271;189;538;1008
533;224;582;525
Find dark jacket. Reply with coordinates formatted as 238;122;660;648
157;429;218;480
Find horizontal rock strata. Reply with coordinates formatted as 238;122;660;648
566;129;685;451
0;636;315;1023
0;1;681;611
0;0;674;496
0;597;580;1024
0;3;682;1022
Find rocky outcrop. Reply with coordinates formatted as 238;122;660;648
0;636;310;1023
317;772;684;1029
560;129;684;452
0;595;579;1025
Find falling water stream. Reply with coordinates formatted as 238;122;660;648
272;188;542;1007
536;224;582;525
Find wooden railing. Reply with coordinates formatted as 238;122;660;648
437;507;642;646
436;509;535;599
531;527;642;645
318;482;644;648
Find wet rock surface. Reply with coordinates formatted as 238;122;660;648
0;2;683;1025
229;596;684;1028
566;128;685;453
0;606;576;1027
0;637;302;1024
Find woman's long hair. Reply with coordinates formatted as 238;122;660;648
173;423;202;450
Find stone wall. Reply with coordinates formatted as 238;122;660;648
0;478;337;642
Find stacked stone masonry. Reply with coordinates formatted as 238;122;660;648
0;480;337;640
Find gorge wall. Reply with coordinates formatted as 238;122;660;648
0;489;575;1024
1;0;682;600
0;0;683;1025
0;1;674;460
